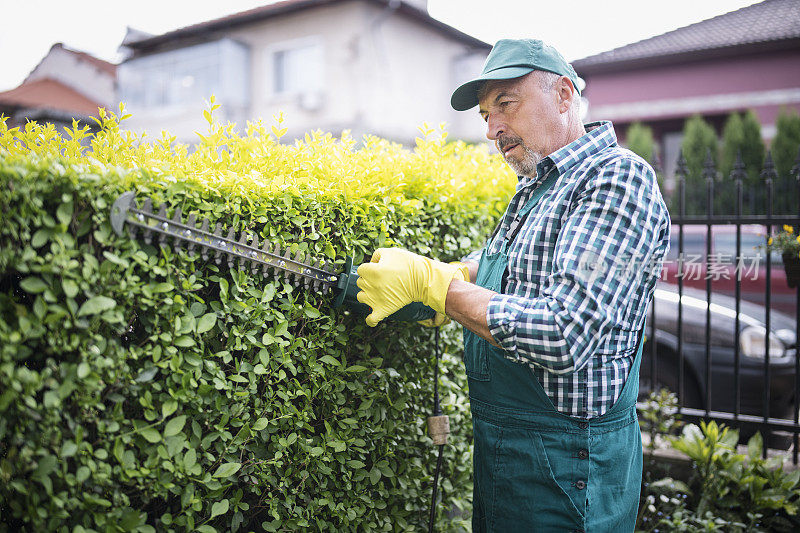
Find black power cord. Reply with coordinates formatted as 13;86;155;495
427;327;446;533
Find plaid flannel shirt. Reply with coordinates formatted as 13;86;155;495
466;121;671;418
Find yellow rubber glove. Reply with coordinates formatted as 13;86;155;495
356;248;469;327
417;312;451;328
417;261;471;327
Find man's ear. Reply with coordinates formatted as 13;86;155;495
557;76;577;114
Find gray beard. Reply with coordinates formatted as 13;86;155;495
506;144;543;178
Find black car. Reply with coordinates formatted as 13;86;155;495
641;281;797;447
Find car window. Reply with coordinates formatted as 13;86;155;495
713;233;781;265
667;233;706;260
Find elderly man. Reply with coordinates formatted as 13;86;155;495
356;39;671;532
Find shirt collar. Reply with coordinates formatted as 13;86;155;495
521;121;617;189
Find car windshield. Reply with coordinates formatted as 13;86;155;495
667;233;706;261
666;226;781;265
714;233;782;265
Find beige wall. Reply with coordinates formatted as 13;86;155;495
28;46;115;107
119;1;489;145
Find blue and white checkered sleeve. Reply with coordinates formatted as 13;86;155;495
485;157;666;374
461;248;484;264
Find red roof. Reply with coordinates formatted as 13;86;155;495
0;78;102;116
573;0;800;73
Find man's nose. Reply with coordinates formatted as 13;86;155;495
486;114;504;141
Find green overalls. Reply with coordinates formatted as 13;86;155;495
465;172;645;532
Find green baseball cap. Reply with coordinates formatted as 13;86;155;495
450;38;581;111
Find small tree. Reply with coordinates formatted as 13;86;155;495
625;122;667;197
720;111;765;214
627;122;655;164
679;115;718;215
772;107;800;180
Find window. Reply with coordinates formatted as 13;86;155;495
714;232;781;264
118;39;249;110
272;41;323;95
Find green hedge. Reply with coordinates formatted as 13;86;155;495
0;108;516;531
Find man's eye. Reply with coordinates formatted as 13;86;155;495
499;101;511;108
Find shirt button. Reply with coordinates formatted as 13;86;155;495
575;480;586;490
578;449;589;460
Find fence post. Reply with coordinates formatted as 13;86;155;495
675;151;687;410
792;147;800;464
731;151;746;419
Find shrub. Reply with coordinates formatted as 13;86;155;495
0;104;517;531
718;111;766;215
637;421;800;532
678;115;718;216
773;108;800;187
625;122;656;165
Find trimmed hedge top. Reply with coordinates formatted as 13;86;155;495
0;104;514;532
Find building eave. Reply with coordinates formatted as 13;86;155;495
124;0;489;59
575;37;800;77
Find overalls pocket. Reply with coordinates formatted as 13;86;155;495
464;331;491;381
491;428;585;531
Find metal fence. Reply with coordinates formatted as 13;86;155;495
642;148;800;462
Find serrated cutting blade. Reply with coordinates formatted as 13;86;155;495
110;191;339;291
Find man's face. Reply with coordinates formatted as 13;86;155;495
478;72;563;178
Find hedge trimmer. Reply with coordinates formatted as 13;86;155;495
110;191;436;322
110;191;450;531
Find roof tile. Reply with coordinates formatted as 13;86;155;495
0;78;102;116
573;0;800;69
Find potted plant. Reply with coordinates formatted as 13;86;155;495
763;225;800;288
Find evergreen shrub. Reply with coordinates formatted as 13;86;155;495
0;103;516;532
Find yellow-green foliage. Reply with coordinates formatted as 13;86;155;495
0;102;514;532
0;100;515;219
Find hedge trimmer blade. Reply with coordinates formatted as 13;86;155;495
110;191;339;293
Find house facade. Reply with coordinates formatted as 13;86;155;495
117;0;491;145
0;43;117;130
573;0;800;190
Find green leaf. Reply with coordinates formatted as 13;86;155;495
76;466;91;483
77;362;90;379
210;499;229;519
213;462;241;478
61;441;78;458
135;367;158;383
31;229;49;248
62;279;79;298
162;399;178;418
369;468;381;484
252;418;269;431
174;336;194;347
164;415;186;437
151;282;174;293
196;313;217;334
183;448;197;470
319;355;340;367
77;296;116;317
140;427;161;443
20;277;48;294
56;202;73;226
